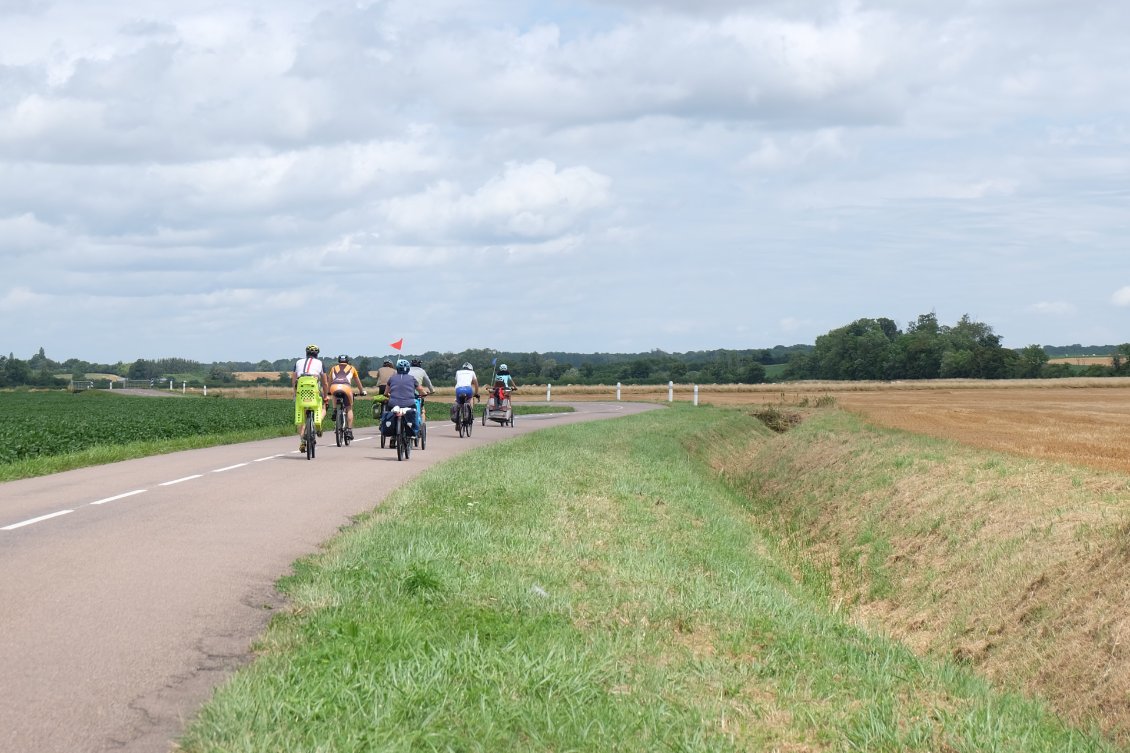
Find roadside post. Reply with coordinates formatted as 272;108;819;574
668;381;674;402
546;384;551;402
616;382;621;401
694;385;699;406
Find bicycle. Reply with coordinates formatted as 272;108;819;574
333;392;349;447
385;405;413;461
373;393;389;448
294;375;323;460
454;395;477;438
332;389;366;447
413;395;429;450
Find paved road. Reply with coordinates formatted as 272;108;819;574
0;402;655;753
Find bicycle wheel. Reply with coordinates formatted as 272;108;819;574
396;417;406;461
335;401;344;447
305;410;316;459
420;422;427;450
464;404;473;437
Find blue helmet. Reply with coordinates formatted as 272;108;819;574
395;358;411;374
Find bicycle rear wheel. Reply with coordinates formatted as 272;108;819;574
305;410;316;459
335;403;344;447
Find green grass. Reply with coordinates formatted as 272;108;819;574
177;405;1115;752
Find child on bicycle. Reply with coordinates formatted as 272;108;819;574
327;355;367;441
291;344;329;452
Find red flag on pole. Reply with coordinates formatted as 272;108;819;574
390;338;404;351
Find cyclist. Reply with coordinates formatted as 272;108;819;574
327;355;367;441
408;358;435;394
452;361;479;423
291;344;329;452
375;359;396;395
386;358;427;436
490;362;519;408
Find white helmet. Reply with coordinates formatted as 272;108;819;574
461;362;473;370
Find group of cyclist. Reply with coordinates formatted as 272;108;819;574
291;344;518;453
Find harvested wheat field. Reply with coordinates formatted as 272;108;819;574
543;379;1130;475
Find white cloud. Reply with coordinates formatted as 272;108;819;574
1028;301;1076;315
1112;287;1130;307
379;159;612;246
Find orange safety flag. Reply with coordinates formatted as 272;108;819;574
390;338;404;350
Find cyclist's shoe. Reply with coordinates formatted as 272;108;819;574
315;424;323;437
331;408;337;421
345;428;354;440
299;439;306;453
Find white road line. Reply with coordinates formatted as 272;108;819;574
159;475;203;487
2;509;75;530
354;436;373;442
212;463;248;473
252;455;283;462
90;489;147;506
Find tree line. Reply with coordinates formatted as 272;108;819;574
4;319;1130;389
782;313;1130;381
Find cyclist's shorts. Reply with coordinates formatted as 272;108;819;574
330;386;354;405
455;386;473;401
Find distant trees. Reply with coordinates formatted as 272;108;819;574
783;312;1086;382
0;351;67;388
8;330;1130;390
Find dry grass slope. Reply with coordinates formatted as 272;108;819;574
706;380;1130;742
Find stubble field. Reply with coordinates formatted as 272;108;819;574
536;378;1130;474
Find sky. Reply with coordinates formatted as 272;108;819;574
2;0;1128;364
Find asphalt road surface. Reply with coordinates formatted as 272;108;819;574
0;401;656;753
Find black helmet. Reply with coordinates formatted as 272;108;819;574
305;344;320;356
395;359;411;374
410;358;422;367
338;354;349;363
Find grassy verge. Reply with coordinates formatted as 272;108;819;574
177;405;1114;752
722;406;1130;744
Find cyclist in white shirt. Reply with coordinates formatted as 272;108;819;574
291;344;328;452
452;362;480;422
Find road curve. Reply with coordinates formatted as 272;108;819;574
0;401;656;753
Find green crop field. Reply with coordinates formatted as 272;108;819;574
0;390;572;478
0;391;295;465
